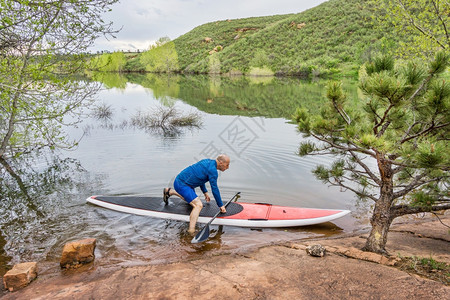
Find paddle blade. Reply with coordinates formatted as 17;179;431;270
191;225;210;244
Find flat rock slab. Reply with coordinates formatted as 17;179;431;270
3;262;37;292
2;215;448;299
2;245;449;299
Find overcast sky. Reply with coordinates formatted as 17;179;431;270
93;0;328;52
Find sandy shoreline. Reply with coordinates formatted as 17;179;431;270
1;213;449;299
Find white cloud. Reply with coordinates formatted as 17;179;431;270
94;38;155;53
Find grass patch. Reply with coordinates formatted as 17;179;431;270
395;255;450;285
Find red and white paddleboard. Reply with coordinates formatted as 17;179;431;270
86;195;350;227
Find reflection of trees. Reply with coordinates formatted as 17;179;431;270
91;72;128;89
120;73;358;119
0;154;104;265
140;73;181;105
90;72;359;120
0;157;40;214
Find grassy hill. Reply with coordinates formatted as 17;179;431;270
108;0;398;78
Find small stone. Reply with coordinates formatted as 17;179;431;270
60;238;96;269
306;244;326;257
3;262;37;292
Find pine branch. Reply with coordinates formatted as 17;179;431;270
392;165;405;174
310;132;377;158
331;100;351;125
374;101;395;137
391;203;450;219
367;101;382;122
400;122;450;144
333;179;378;202
431;212;450;229
377;120;391;137
400;120;420;144
349;151;381;185
341;173;380;189
393;174;442;199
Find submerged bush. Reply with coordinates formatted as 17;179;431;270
92;103;114;120
131;106;202;136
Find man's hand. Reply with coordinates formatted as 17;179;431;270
220;206;226;213
204;192;211;202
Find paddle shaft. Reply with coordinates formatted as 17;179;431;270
204;192;240;227
191;192;240;243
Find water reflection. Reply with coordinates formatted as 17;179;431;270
0;74;365;276
93;72;359;119
0;153;105;272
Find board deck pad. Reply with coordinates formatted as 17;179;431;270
94;196;244;217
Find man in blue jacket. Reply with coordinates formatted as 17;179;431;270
163;154;230;235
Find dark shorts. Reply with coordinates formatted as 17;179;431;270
174;177;198;203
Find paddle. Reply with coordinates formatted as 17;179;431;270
191;192;240;244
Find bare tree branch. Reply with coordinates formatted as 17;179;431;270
396;0;448;49
431;0;449;47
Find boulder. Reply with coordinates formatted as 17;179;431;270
60;238;96;269
3;262;38;292
306;244;326;257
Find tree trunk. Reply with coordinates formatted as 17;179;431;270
363;155;394;254
363;198;393;254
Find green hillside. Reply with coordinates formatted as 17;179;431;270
104;0;398;77
172;0;390;77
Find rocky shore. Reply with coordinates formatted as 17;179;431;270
1;214;449;299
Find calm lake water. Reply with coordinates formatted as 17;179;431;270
0;74;370;275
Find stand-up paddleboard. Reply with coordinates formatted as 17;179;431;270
86;195;350;227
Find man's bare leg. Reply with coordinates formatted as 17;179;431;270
188;198;203;235
164;187;184;200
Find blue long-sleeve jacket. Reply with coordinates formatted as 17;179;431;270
176;159;223;207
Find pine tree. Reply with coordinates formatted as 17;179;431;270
295;52;449;254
